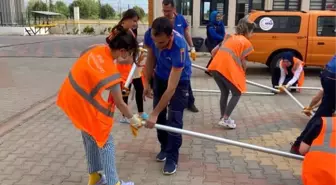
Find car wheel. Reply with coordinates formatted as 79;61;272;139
270;52;285;74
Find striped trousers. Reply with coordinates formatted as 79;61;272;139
82;131;119;185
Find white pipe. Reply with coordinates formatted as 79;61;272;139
192;63;208;71
288;86;322;91
150;124;304;161
246;80;280;93
191;64;280;93
192;89;275;96
124;63;137;89
282;88;305;109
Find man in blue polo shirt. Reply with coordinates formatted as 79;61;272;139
162;0;199;113
143;17;191;175
290;54;336;155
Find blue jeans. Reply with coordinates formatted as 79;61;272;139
294;69;336;146
82;131;119;185
153;74;189;164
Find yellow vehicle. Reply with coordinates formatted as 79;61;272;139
246;10;336;73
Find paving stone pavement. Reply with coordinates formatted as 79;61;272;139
0;36;324;185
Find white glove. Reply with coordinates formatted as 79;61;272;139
129;114;142;128
191;47;196;53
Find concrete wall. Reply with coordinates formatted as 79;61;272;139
0;26;25;36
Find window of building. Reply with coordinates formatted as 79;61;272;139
273;0;302;10
310;0;336;10
254;16;301;33
317;16;336;37
236;0;265;25
200;0;229;26
176;0;193;26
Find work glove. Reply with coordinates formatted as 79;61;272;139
129;114;143;137
279;84;289;92
302;107;313;117
190;47;196;61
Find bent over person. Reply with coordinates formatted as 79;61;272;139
143;17;192;175
56;30;142;185
207;17;256;129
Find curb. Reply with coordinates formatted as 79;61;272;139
0;95;56;138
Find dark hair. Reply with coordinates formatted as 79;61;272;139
108;28;139;62
106;9;139;43
162;0;175;7
151;17;173;37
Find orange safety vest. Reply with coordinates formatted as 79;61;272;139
302;117;336;185
280;57;305;87
56;44;122;148
207;34;254;93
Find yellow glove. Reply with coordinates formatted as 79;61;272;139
279;85;289;92
302;107;313;117
191;47;196;61
129;114;142;137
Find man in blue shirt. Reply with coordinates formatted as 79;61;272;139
290;55;336;155
162;0;199;113
143;17;192;175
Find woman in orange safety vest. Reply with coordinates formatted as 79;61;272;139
56;30;142;185
271;51;305;92
106;9;148;123
207;17;256;129
300;117;336;185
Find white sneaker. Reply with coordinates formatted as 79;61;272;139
218;118;236;129
119;117;130;124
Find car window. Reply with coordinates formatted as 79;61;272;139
253;15;301;33
317;16;336;37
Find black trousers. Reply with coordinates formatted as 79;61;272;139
122;78;144;113
293;69;336;146
153;74;189;164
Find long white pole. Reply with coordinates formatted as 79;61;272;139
191;64;280;93
151;124;304;160
192;89;275;96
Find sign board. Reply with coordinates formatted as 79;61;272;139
259;17;274;31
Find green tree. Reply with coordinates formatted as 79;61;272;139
54;1;69;17
69;0;99;19
132;6;145;20
100;4;115;19
27;0;48;12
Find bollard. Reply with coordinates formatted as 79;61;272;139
192;89;275;96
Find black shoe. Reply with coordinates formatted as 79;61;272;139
289;142;302;156
156;151;166;162
188;104;199;113
163;159;177;175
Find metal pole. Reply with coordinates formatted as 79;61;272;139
192;63;208;71
192;89;275;96
191;64;280;93
282;88;306;110
124;63;137;89
288;86;322;91
246;80;280;93
152;124;304;160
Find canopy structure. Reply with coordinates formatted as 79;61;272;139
26;11;62;36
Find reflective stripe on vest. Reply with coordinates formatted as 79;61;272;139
310;117;336;154
68;72;120;118
218;34;253;68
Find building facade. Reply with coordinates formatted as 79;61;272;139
149;0;336;37
0;0;25;26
